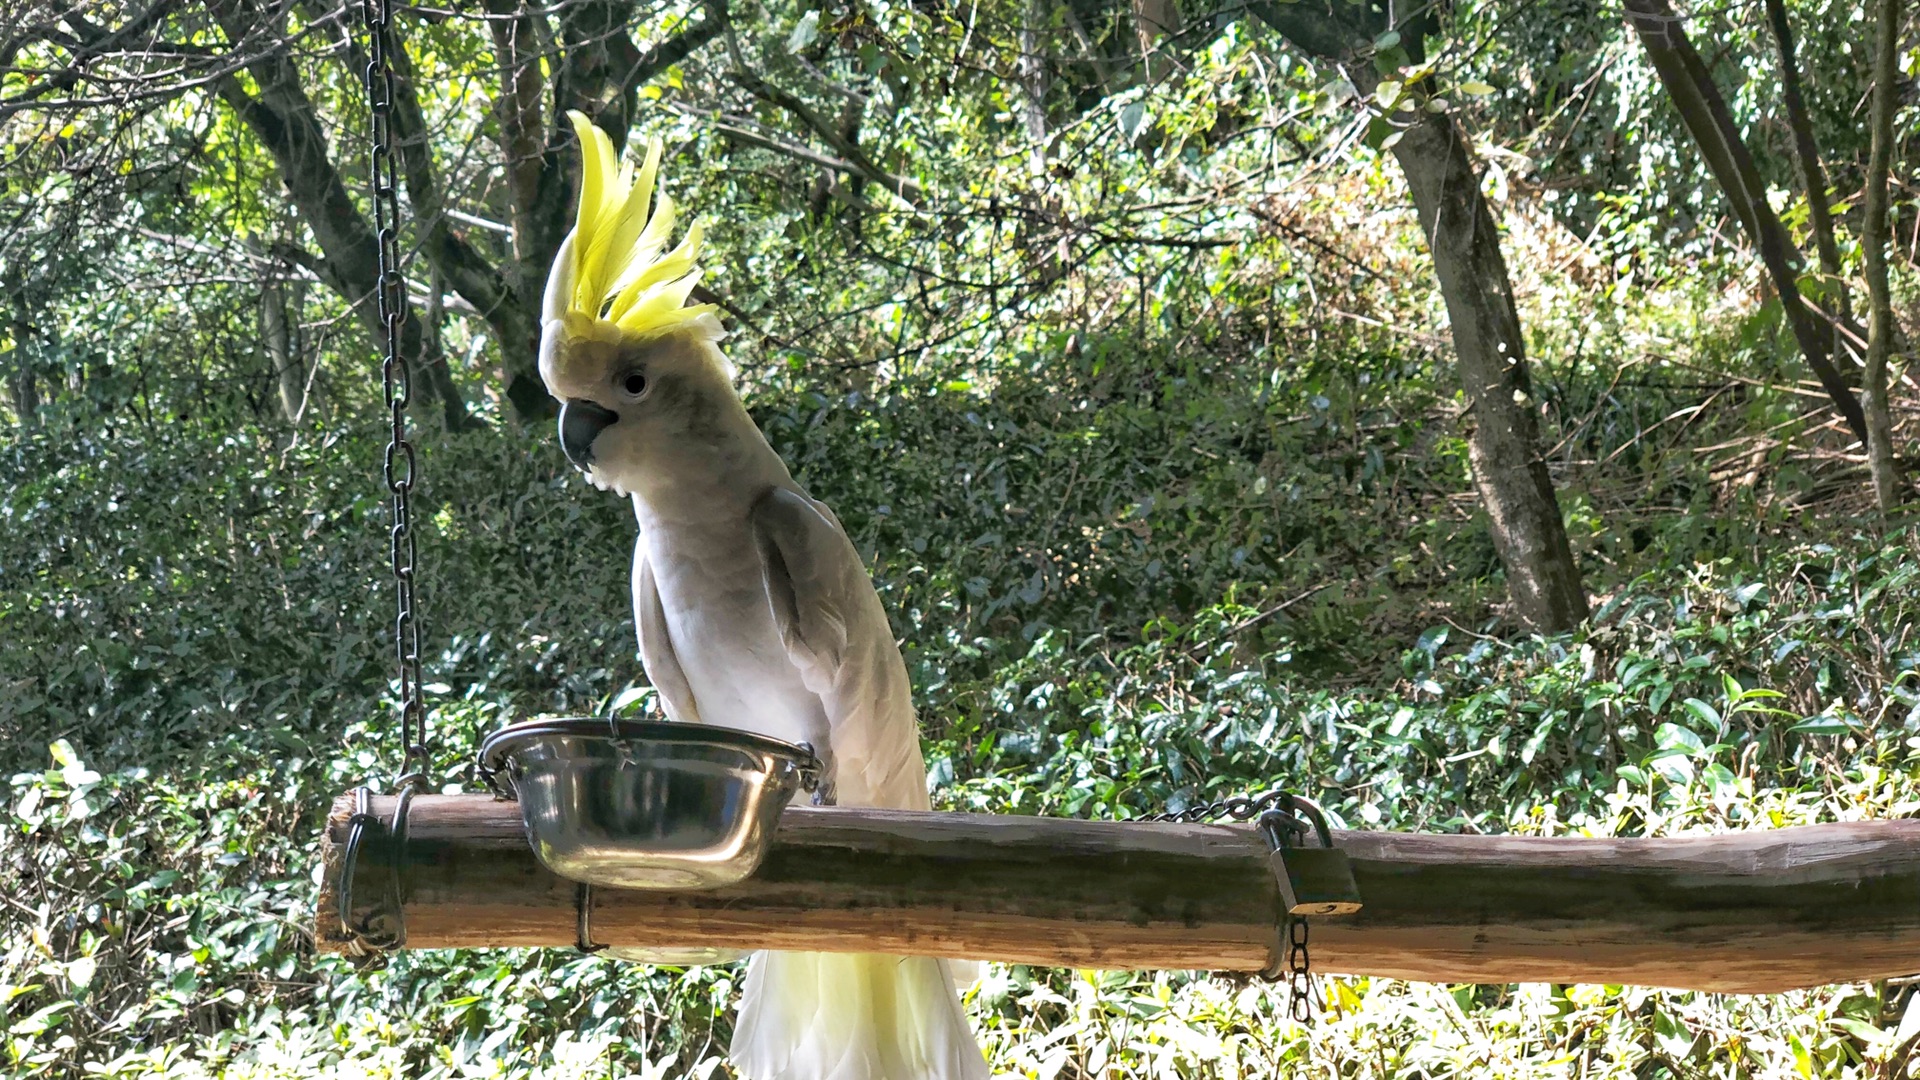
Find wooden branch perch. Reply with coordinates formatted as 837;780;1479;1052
316;794;1920;994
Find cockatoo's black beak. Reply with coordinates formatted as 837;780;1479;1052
559;398;619;469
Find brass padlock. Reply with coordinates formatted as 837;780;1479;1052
1261;802;1362;917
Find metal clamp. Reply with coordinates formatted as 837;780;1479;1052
575;882;607;955
796;741;831;805
337;782;415;952
1255;794;1362;1024
1260;795;1362;918
1128;786;1349;1026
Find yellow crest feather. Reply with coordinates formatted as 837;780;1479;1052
561;111;718;338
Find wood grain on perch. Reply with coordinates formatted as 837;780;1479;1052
315;794;1920;993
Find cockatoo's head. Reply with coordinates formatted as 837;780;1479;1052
538;112;733;497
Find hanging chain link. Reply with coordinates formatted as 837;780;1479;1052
362;0;428;791
1287;913;1312;1024
1138;789;1317;1025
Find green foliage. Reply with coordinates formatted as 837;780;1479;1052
8;327;1920;1075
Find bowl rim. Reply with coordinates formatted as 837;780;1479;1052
478;717;818;777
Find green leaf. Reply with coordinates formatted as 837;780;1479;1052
1680;697;1721;730
608;684;653;716
1654;722;1707;757
1832;1016;1882;1043
1457;81;1496;96
1790;714;1855;736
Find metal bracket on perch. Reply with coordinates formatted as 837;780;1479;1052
1246;793;1364;1021
334;784;413;955
1261;798;1364;918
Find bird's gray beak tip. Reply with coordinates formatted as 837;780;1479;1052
558;398;619;471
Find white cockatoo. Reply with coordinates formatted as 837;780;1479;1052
537;112;989;1080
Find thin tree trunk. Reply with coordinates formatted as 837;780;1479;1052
3;346;36;427
1762;0;1854;365
1384;104;1590;631
1862;0;1905;509
1241;3;1588;630
1019;0;1050;172
3;277;39;427
263;268;308;424
1060;3;1115;92
419;267;469;432
1622;0;1869;446
1132;0;1181;81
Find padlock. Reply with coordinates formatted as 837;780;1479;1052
1261;802;1362;917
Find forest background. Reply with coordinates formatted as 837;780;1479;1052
5;0;1920;1073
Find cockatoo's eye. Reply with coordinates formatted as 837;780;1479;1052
617;371;649;400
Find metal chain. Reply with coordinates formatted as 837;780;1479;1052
333;0;429;956
1138;789;1315;1024
362;0;428;790
1137;788;1299;825
1287;914;1312;1024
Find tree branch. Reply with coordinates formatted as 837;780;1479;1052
205;0;475;429
1861;0;1906;506
728;71;926;206
1622;0;1870;447
1762;0;1851;351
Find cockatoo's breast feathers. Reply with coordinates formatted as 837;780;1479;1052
538;111;721;401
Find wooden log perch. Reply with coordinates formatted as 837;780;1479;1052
315;794;1920;993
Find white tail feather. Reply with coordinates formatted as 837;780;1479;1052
730;952;989;1080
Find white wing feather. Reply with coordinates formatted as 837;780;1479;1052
748;486;926;811
632;535;701;724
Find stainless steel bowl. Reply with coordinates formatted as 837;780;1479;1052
479;718;818;891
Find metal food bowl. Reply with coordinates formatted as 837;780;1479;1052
479;718;819;892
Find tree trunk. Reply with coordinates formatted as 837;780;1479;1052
1384;106;1589;631
3;281;39;428
1862;0;1906;509
1238;6;1587;631
1761;0;1852;363
481;0;552;421
3;348;36;428
1019;0;1051;171
418;268;471;432
1622;0;1869;447
263;268;308;424
205;0;476;431
1131;0;1181;81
